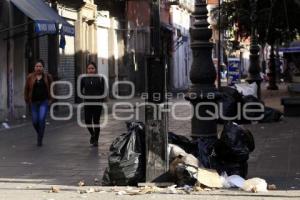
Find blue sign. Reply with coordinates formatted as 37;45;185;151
227;58;241;86
61;25;75;36
34;20;57;34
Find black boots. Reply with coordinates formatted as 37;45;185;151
89;131;99;147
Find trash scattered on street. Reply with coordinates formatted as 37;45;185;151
235;83;258;97
196;168;222;188
260;107;283;123
116;190;127;195
242;178;268;193
267;184;277;190
49;186;60;193
78;180;85;187
102;121;270;195
221;174;245;188
167;185;178;194
94;178;99;184
218;86;282;124
78;189;87;194
21;162;33;165
2;122;10;129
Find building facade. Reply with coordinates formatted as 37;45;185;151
0;0;127;122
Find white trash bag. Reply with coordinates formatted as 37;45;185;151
235;82;258;98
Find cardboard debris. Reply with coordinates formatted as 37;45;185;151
50;186;60;193
197;168;223;188
114;186;159;196
116;190;127;195
193;185;204;192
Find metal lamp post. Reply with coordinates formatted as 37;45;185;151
267;44;279;90
246;0;262;99
186;0;218;139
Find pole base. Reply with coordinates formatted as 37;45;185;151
267;84;279;90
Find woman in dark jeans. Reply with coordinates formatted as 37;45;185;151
24;59;53;147
81;62;105;146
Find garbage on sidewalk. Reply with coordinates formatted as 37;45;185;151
235;83;258;98
1;122;10;129
193;122;254;178
221;174;268;193
218;86;283;124
260;107;283;123
242;177;268;193
102;121;145;186
103;121;270;194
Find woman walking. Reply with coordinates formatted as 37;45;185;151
80;62;105;146
24;59;53;147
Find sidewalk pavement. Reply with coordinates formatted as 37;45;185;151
0;82;299;199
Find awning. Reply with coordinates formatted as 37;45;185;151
279;47;300;53
279;41;300;53
10;0;75;36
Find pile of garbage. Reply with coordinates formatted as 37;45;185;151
102;121;274;193
218;84;283;124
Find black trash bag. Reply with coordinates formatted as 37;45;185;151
217;161;248;179
101;168;111;186
260;107;283;123
214;122;255;163
102;121;145;186
173;163;197;187
220;86;244;102
240;95;265;124
168;132;197;154
195;137;218;169
218;87;243;124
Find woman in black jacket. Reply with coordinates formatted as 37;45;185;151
81;62;105;146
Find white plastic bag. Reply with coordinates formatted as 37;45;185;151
242;178;268;193
221;174;245;188
235;82;258;97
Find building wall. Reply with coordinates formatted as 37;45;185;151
0;0;9;121
97;12;109;81
58;8;77;103
126;0;151;94
127;1;150;27
58;33;76;103
170;5;192;91
0;0;27;121
39;36;49;72
11;2;27;119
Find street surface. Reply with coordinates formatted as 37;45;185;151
0;83;299;199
